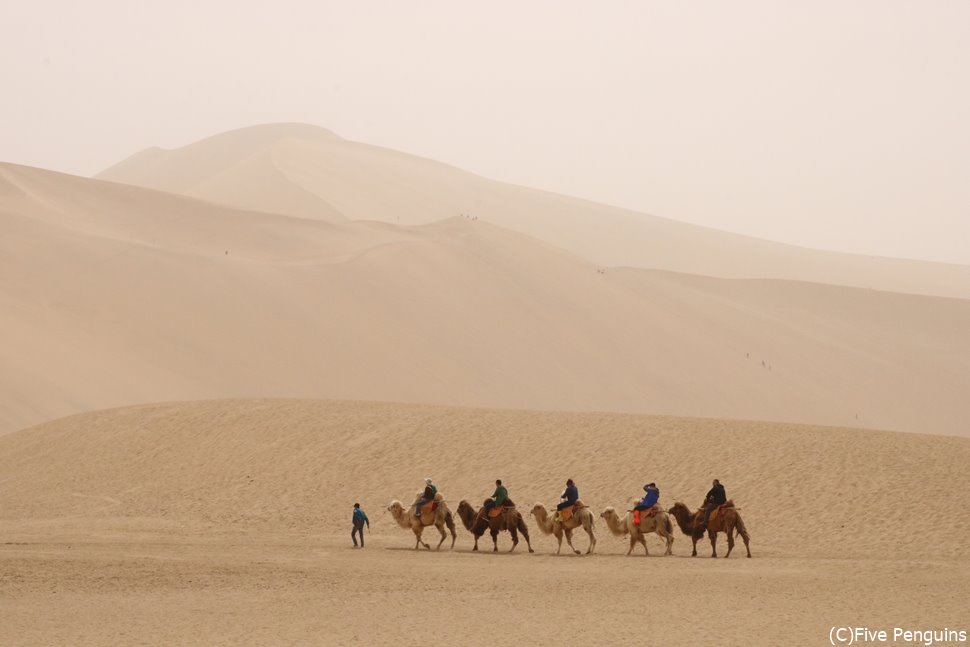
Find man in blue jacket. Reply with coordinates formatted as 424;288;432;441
352;503;370;548
634;483;660;510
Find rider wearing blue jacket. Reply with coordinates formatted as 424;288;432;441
634;483;660;510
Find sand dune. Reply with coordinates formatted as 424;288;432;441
1;399;966;646
98;123;970;299
3;162;969;436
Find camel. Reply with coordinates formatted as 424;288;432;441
668;501;751;558
530;502;596;555
599;503;674;556
386;493;457;551
455;499;534;553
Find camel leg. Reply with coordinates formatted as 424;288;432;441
709;530;717;558
627;534;635;556
639;533;649;556
725;526;735;558
413;528;429;551
739;528;752;558
691;535;698;557
584;524;596;554
563;528;580;555
435;523;447;551
491;528;500;552
519;520;534;553
508;526;519;552
658;530;672;556
554;528;563;555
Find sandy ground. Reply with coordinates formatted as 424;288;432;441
0;400;967;645
2;527;966;647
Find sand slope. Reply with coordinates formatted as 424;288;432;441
3;162;970;436
1;400;966;646
1;399;966;559
97;123;970;299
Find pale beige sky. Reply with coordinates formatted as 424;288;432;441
2;0;968;264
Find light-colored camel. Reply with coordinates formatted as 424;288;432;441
530;502;596;555
599;504;674;556
668;501;751;558
386;493;456;551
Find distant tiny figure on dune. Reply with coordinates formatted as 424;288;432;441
351;502;369;548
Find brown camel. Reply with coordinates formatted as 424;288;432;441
386;492;457;550
668;501;751;558
455;499;534;553
530;502;596;555
599;503;674;556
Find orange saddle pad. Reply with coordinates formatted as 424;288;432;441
420;501;438;516
488;505;512;519
561;506;575;522
633;506;658;525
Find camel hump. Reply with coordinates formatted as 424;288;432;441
710;501;735;525
573;499;586;508
433;492;444;502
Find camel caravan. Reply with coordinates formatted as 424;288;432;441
383;477;751;558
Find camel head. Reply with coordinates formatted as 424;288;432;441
530;503;547;518
668;502;691;517
599;506;629;537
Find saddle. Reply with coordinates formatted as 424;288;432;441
417;492;445;523
558;500;585;522
488;505;514;519
632;505;659;525
709;500;734;525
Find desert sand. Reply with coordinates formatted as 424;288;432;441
3;161;969;437
1;399;967;646
3;122;969;645
98;123;970;299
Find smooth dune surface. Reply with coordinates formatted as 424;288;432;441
1;399;966;646
97;123;970;299
4;162;970;436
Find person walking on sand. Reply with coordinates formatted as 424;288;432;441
351;503;369;548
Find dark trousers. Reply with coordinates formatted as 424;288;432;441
703;502;720;525
352;524;365;546
556;501;573;511
483;499;496;512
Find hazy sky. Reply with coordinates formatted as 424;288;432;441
3;1;968;264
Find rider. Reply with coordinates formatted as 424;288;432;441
555;478;579;521
414;477;437;517
482;479;508;514
698;478;726;531
634;482;660;511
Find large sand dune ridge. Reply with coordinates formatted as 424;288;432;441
97;123;970;299
3;163;969;436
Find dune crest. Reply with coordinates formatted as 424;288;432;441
97;123;970;298
2;162;969;435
